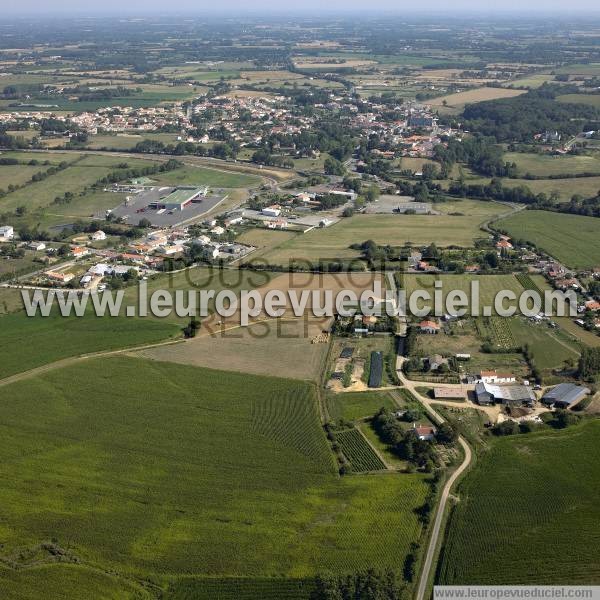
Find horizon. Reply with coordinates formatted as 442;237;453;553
4;2;600;17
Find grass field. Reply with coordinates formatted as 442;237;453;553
0;357;430;594
404;273;527;311
497;209;600;269
154;165;261;188
260;200;503;265
508;317;580;371
557;93;600;108
437;420;600;585
504;151;600;177
0;164;45;189
327;391;398;422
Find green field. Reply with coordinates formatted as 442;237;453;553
0;309;178;379
0;164;46;189
438;420;600;585
404;273;527;312
327;391;398;422
335;428;387;472
154;165;261;188
557;93;600;108
260;200;503;265
497;210;600;269
508;317;580;371
0;357;430;595
504;151;600;177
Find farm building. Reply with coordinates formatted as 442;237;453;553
434;387;466;400
479;370;516;384
91;230;107;241
419;320;440;334
541;383;591;408
0;225;14;241
475;382;535;407
368;351;384;388
262;205;282;217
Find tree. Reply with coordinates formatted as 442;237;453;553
437;422;458;444
324;157;346;176
183;317;201;338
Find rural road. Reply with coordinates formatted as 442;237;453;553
395;356;474;600
415;435;472;600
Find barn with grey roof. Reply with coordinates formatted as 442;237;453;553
541;383;590;409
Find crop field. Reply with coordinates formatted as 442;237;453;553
154;165;261;188
0;357;430;595
428;87;525;108
497;210;600;269
437;420;600;585
137;318;331;381
504;151;600;177
515;273;544;295
503;73;555;88
335;428;387;472
327;391;397;422
0;309;178;379
403;273;526;313
260;200;504;265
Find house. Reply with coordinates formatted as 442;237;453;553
262;205;282;218
203;244;220;260
412;423;436;441
210;226;226;236
426;354;448;371
267;218;288;230
541;383;591;408
80;274;93;287
28;241;46;252
479;370;516;384
71;246;89;258
0;225;14;241
47;271;74;284
475;382;535;407
419;320;440;334
408;251;422;269
495;239;513;251
224;211;243;227
585;300;600;312
194;235;211;246
91;230;107;241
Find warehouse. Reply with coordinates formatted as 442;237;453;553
541;383;590;409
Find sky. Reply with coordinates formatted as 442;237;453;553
3;0;600;16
